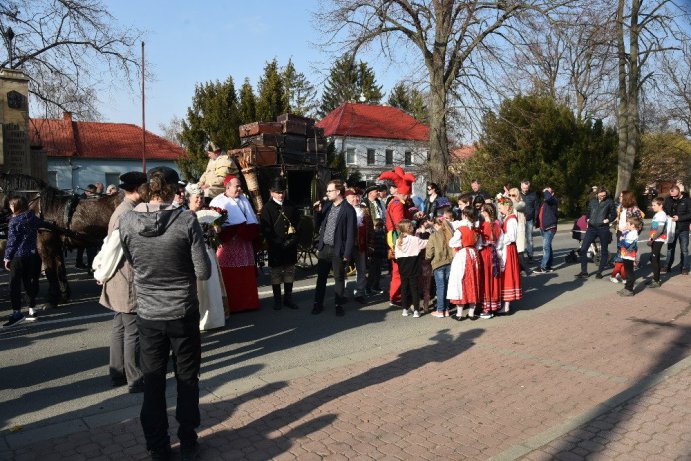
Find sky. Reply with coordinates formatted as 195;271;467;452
99;0;406;135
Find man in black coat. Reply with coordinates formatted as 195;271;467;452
520;179;539;260
311;179;357;317
576;186;617;279
260;177;302;310
663;185;691;275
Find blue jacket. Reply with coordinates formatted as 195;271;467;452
539;191;558;231
315;200;357;260
522;191;539;222
4;211;41;261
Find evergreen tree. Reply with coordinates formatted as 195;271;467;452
256;58;288;121
319;55;383;116
177;77;240;181
238;78;257;124
387;82;428;123
282;59;318;117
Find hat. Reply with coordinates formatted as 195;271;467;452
364;184;380;195
270;177;286;193
118;171;147;191
185;183;202;196
377;183;387;192
147;166;180;186
344;188;358;198
207;142;222;154
378;166;416;195
223;175;236;187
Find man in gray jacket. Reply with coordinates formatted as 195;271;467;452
120;166;211;461
99;171;147;393
576;186;617;279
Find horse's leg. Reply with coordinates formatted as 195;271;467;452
38;231;70;307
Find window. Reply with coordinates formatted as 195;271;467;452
367;148;376;165
385;149;393;165
404;151;412;166
105;172;120;187
345;148;356;165
47;171;58;188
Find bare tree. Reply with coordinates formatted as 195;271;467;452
316;0;577;189
0;0;143;120
158;115;183;147
658;38;691;135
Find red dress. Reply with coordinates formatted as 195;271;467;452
501;215;522;301
217;223;260;313
479;220;502;313
447;225;480;305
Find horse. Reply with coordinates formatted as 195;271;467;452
0;172;121;307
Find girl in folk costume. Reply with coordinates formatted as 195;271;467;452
497;197;522;314
187;183;226;330
378;167;417;306
478;203;503;319
394;220;429;318
209;175;260;313
447;208;481;321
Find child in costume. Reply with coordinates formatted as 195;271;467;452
447;208;481;320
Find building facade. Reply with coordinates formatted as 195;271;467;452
317;103;429;197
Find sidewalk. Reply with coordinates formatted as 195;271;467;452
2;271;690;460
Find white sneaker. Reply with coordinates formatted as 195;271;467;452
402;308;409;317
413;310;420;318
610;277;620;284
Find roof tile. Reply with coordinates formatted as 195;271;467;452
316;103;428;141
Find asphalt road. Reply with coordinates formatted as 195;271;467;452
0;227;664;438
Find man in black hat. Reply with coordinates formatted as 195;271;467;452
99;171;148;394
363;184;386;221
260;177;302;310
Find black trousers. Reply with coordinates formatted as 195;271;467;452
314;244;347;308
400;276;420;311
650;241;664;282
580;226;611;273
367;257;383;291
623;259;635;291
137;310;201;452
9;254;40;311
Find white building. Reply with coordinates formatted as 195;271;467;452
317;103;429;196
29;113;183;191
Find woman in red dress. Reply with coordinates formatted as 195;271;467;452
498;197;522;314
478;203;502;319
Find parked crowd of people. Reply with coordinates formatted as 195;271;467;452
3;141;689;459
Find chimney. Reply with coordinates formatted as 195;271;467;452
63;111;72;121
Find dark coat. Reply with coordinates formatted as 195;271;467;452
315;200;357;260
539;191;558;231
522;191;539;222
260;198;301;267
663;192;691;228
586;197;616;228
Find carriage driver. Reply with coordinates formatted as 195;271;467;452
197;142;239;204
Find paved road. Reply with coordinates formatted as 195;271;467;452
1;227;689;460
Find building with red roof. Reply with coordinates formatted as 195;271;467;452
30;113;185;190
317;103;429;193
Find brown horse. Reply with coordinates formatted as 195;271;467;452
0;173;121;307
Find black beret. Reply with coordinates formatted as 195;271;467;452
147;166;180;186
118;171;147;190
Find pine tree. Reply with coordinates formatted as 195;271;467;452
282;59;318;117
238;78;257;124
256;58;288;121
177;77;240;180
388;82;428;123
319;54;383;116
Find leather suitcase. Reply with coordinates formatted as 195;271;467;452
306;137;327;153
283;134;306;152
229;146;278;168
282;119;307;136
277;113;315;126
241;133;282;147
239;122;283;138
306;126;324;138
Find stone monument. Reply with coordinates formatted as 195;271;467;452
0;68;34;176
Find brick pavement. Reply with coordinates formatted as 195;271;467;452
2;273;690;460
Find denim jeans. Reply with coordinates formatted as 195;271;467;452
580;225;611;274
540;229;555;270
525;219;534;258
667;228;689;271
433;264;451;312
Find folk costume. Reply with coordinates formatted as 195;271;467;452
198;144;239;200
209;177;260;313
479;218;503;314
447;219;480;307
259;177;301;310
500;212;522;303
378;167;416;305
350;194;374;300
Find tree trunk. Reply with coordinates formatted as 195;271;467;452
615;0;630;197
427;66;449;192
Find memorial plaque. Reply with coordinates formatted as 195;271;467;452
2;123;30;174
7;90;23;109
